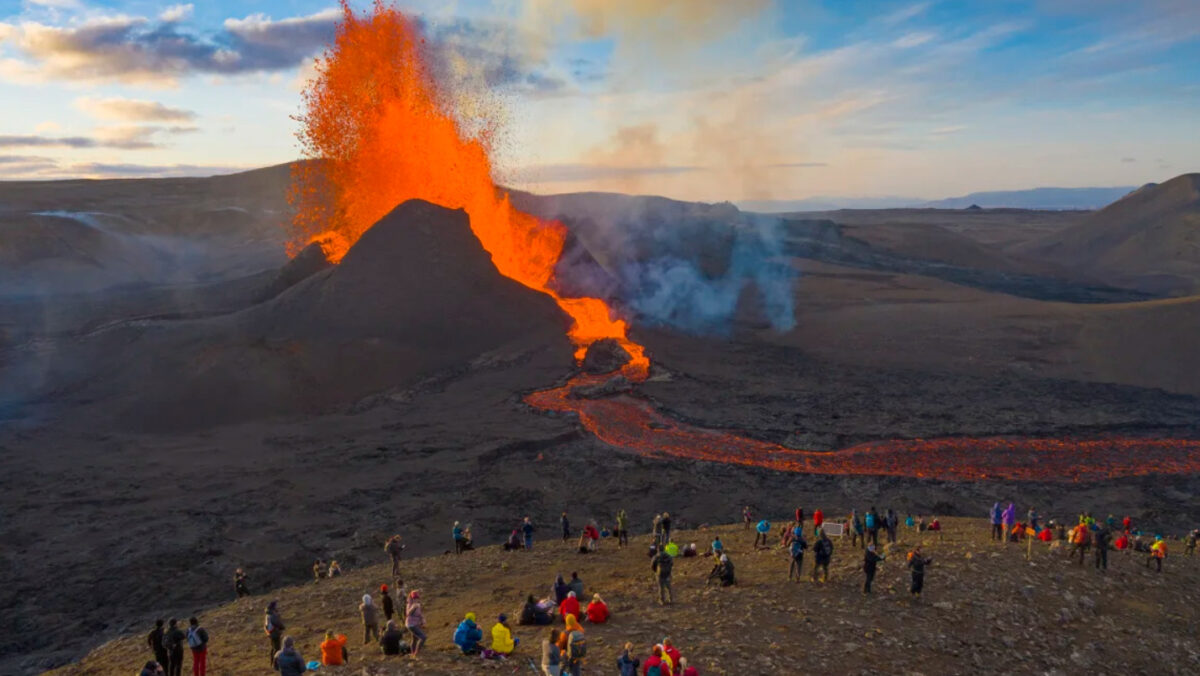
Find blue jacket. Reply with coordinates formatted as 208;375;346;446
273;648;307;676
453;526;464;541
865;513;876;529
756;520;770;534
617;652;641;676
453;619;482;652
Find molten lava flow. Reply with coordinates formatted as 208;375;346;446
289;1;648;377
526;377;1200;482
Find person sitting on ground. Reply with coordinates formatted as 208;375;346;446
577;531;591;554
379;620;407;656
559;591;581;620
320;630;348;666
553;574;570;605
519;594;554;626
905;514;915;529
680;656;699;676
1114;532;1130;551
706;552;736;586
313;560;324;582
491;614;518;657
453;612;484;655
616;641;640;676
586;593;609;624
1037;525;1054;542
567;572;584;599
505;529;523;551
928;517;942;537
542;628;562;676
272;636;306;676
682;542;698;557
140;661;164;676
327;560;342;578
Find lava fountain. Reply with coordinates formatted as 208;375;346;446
288;1;647;376
291;3;1200;483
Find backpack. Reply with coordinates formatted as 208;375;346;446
567;631;587;659
187;628;204;648
647;663;664;676
865;514;876;529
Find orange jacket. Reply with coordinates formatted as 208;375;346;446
320;635;347;665
1152;540;1167;558
1070;526;1088;544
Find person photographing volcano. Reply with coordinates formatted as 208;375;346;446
861;545;884;594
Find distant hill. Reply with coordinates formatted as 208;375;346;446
737;196;918;212
1022;174;1200;294
921;186;1137;210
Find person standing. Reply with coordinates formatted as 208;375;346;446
885;509;898;544
385;535;404;576
233;569;250;598
1148;536;1167;572
788;526;808;582
742;506;752;530
661;512;673;544
795;507;804;525
990;502;1003;541
264;601;285;666
907;547;932;600
148;619;169;670
523;517;536;551
162;618;186;676
865;507;880;546
405;590;427;658
360;594;380;645
616;641;639;676
543;628;563;676
652;547;674;605
1002;503;1017;544
851;510;865;549
186;617;209;676
1069;523;1091;565
862;545;884;594
453;522;467;555
812;529;834;583
563;618;588;676
813;508;824;536
1094;527;1111;571
1028;507;1041;532
561;512;571;542
380;584;395;622
616;509;629;547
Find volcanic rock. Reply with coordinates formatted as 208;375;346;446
581;337;633;374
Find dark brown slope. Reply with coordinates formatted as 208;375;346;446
1;200;574;430
1024;174;1200;294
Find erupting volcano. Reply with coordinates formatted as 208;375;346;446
288;1;646;375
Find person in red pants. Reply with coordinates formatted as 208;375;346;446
187;617;209;676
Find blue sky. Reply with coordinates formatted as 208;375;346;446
0;0;1197;200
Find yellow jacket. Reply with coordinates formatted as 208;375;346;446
491;622;515;654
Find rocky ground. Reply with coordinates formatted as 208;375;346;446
47;518;1200;675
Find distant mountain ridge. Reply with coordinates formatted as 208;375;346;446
739;185;1140;212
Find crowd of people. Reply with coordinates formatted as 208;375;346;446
134;503;1196;675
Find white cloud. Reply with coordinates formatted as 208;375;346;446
159;4;194;23
892;32;935;48
74;96;196;122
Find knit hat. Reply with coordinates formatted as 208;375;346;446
380;584;388;592
498;613;508;622
465;612;476;622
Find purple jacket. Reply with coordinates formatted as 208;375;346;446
1002;503;1016;525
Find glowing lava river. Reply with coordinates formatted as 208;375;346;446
526;374;1200;483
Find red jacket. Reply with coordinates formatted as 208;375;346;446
683;668;699;676
585;525;600;540
643;656;665;676
1037;528;1053;542
560;596;580;619
585;600;608;624
813;510;824;526
1122;517;1132;531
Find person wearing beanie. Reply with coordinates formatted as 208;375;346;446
491;613;517;655
405;590;427;658
380;584;395;621
453;612;483;654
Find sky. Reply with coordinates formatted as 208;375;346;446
0;0;1197;201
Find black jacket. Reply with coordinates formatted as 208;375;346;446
863;550;883;574
652;552;673;579
148;627;166;655
163;627;186;653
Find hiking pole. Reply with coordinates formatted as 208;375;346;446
526;657;541;674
